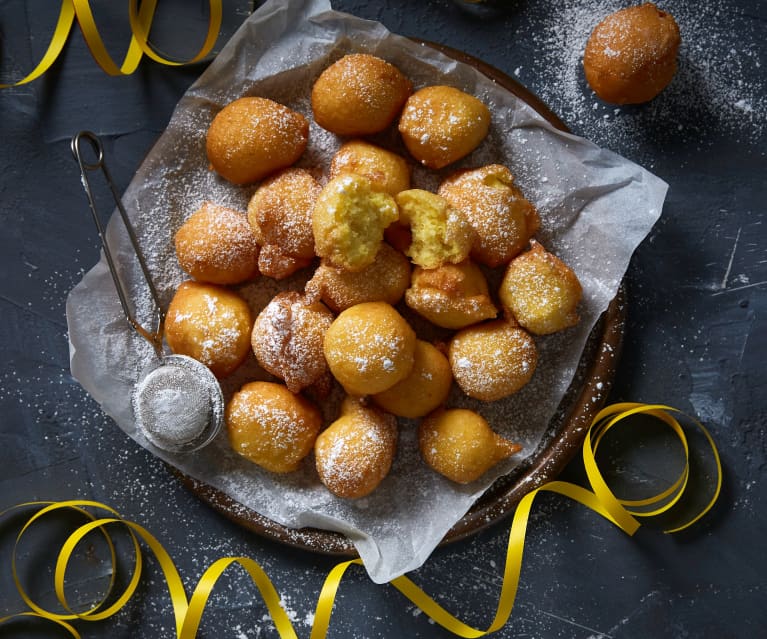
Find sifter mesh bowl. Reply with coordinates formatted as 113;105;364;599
133;354;225;454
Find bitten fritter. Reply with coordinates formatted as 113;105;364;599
226;381;322;473
206;97;309;185
449;319;537;401
419;408;522;484
315;396;398;498
247;168;321;279
404;260;497;330
174;201;260;285
438;164;539;267
393;189;474;269
499;240;583;335
583;3;681;104
312;174;399;272
164;281;252;378
398;85;490;169
251;291;334;394
311;54;413;136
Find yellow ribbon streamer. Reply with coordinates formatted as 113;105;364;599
0;404;722;638
0;0;223;88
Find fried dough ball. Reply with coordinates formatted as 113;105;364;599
174;201;260;285
419;408;522;484
329;140;411;196
312;174;399;272
405;260;497;330
438;165;539;267
315;396;398;498
247;168;320;279
323;302;416;395
305;242;411;313
393;189;474;269
583;3;681;105
226;381;322;473
206;97;309;185
311;54;413;136
255;245;312;282
398;85;490;169
449;319;537;401
499;240;583;335
251;291;334;393
372;340;452;418
164;281;252;378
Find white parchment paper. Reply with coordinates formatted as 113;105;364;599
66;0;667;583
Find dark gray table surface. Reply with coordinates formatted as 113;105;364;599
1;1;765;637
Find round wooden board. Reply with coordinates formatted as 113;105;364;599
173;40;627;555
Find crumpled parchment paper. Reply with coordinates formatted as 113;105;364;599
66;0;667;583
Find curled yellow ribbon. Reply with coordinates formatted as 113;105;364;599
0;403;722;638
0;0;223;88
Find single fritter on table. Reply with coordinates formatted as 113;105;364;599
583;2;681;104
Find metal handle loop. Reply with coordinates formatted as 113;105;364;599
71;131;165;357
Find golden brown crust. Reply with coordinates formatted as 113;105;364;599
438;164;539;267
256;246;314;282
315;397;398;498
305;242;411;313
174;201;260;285
372;340;453;418
311;54;413;136
323;302;416;396
404;260;498;329
206;97;309;184
398;85;490;169
247;168;321;279
329;140;411;196
226;381;322;473
419;408;522;484
583;3;681;104
251;291;334;393
448;319;537;401
164;281;252;378
499;240;583;335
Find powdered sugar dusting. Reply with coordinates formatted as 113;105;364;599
251;291;333;393
66;0;665;583
515;0;765;160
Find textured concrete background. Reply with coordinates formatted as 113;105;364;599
1;1;764;636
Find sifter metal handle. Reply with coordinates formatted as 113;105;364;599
71;131;165;357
